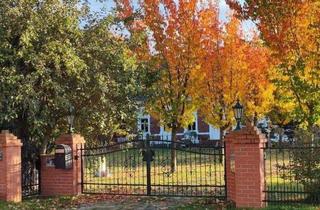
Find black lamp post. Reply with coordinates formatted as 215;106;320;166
67;105;75;133
232;99;244;130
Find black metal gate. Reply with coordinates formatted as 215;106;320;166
21;142;41;198
79;139;226;200
263;142;320;204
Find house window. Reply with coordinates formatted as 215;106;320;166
187;122;196;131
139;118;149;133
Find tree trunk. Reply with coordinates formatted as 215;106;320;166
40;138;49;154
218;127;225;163
219;127;224;141
170;127;177;173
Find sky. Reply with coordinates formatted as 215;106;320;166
87;0;256;38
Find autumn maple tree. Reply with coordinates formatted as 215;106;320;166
226;1;320;199
227;0;320;128
116;0;276;170
199;14;274;140
116;0;213;172
144;0;209;172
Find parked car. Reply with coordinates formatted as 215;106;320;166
257;122;271;140
269;133;289;143
284;129;295;139
179;131;198;147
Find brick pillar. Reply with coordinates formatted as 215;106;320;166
0;130;22;202
41;134;85;196
225;124;266;208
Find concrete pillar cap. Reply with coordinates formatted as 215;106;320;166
1;130;10;134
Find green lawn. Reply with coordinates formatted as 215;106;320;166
261;205;320;210
173;205;320;210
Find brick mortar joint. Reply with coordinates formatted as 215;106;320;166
40;154;54;157
0;144;23;148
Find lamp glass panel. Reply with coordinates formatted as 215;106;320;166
67;115;75;125
235;108;241;119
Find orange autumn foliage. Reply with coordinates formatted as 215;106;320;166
142;0;206;133
228;0;320;127
115;0;274;136
199;16;274;135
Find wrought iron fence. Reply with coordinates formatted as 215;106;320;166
264;142;320;204
79;138;226;200
21;141;41;198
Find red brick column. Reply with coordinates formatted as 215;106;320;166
0;130;22;202
225;124;266;208
41;134;85;196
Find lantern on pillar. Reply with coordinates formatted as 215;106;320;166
232;99;244;130
67;105;75;133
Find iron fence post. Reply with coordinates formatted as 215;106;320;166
146;138;152;196
223;141;227;201
80;144;84;194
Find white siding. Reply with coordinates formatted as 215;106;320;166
209;126;220;140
